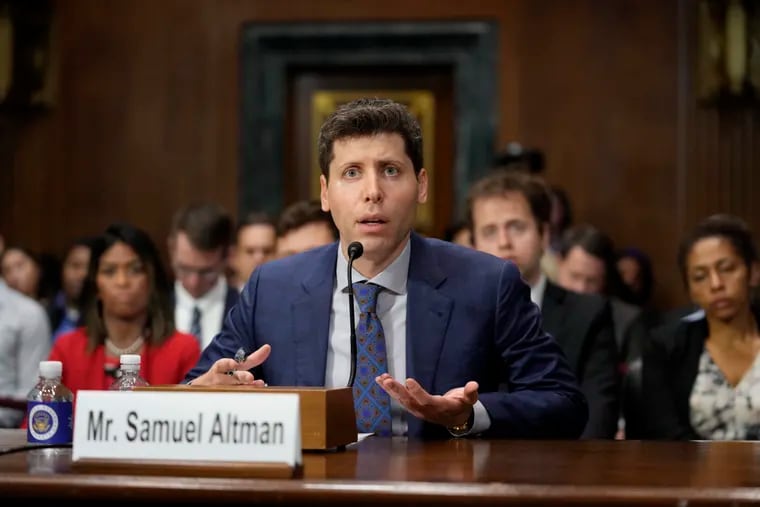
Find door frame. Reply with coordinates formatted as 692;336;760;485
239;20;498;223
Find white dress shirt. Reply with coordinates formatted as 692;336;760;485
174;277;227;349
324;238;489;436
530;273;548;309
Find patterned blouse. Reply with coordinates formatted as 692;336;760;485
690;349;760;440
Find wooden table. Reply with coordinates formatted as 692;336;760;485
3;429;760;505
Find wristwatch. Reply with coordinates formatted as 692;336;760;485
447;408;475;437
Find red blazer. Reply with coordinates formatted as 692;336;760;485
48;327;201;394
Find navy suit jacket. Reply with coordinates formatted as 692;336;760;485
185;233;588;439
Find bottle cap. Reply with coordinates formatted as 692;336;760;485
39;361;62;378
120;354;141;365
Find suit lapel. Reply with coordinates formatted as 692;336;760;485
292;245;338;386
406;233;453;392
542;281;588;370
540;281;567;340
221;286;239;329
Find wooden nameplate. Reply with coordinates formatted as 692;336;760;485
138;385;357;451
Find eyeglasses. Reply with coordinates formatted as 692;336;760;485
173;263;222;281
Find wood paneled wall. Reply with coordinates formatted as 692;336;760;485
516;0;685;308
1;0;757;310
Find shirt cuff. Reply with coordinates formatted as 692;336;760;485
448;401;491;437
470;400;491;435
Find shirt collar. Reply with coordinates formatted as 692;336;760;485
336;238;411;295
174;276;227;309
530;272;547;309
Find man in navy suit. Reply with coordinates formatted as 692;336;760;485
185;98;587;439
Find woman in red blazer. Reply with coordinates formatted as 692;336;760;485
49;223;200;394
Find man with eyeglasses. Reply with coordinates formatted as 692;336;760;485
168;203;237;350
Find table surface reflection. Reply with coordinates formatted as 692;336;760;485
3;429;760;505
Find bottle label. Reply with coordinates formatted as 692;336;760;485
27;401;73;444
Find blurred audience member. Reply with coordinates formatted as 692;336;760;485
1;246;61;323
557;224;641;350
1;247;57;302
0;247;40;298
50;223;200;395
0;279;51;427
614;246;664;366
229;212;277;291
50;237;96;342
468;170;619;438
616;247;655;308
489;144;570;283
643;214;760;440
168;203;237;349
443;220;472;248
276;199;338;258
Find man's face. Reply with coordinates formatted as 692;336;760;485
233;224;276;283
471;192;548;286
170;231;226;299
276;222;336;258
320;133;427;266
557;246;606;294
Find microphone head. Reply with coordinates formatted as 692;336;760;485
347;241;364;260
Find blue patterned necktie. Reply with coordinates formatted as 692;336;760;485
190;306;202;344
352;282;392;436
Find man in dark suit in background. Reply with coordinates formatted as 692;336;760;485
168;203;238;350
185;98;587;439
468;170;619;439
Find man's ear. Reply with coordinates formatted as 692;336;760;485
416;168;429;204
320;174;330;212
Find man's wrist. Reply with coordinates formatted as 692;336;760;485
447;408;475;437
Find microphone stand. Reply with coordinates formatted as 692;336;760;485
346;242;363;387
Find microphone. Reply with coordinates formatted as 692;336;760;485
346;241;363;387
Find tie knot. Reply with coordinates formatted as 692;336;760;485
353;282;382;314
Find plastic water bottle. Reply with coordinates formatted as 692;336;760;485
26;361;73;444
109;354;149;391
